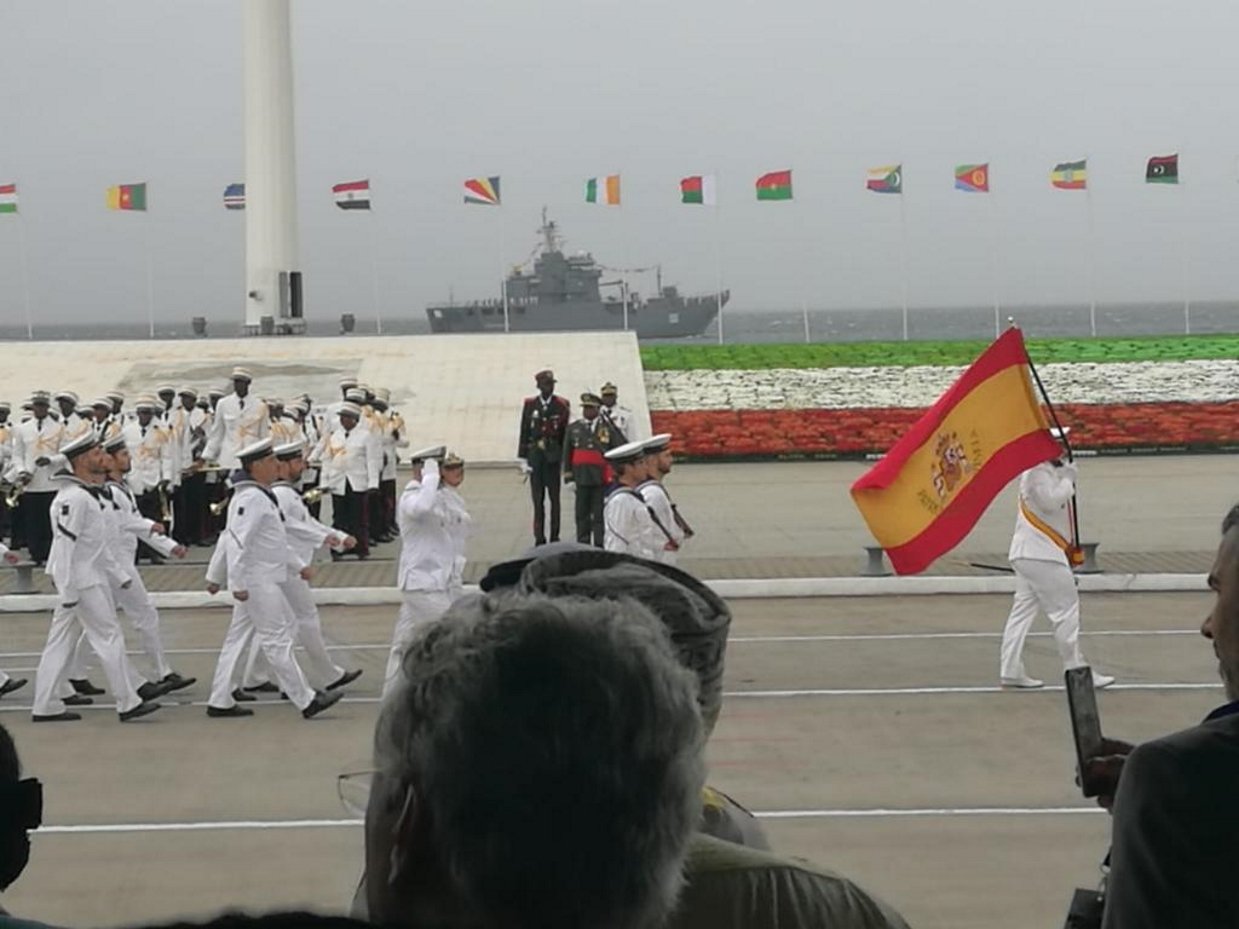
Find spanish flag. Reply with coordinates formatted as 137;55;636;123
851;328;1061;575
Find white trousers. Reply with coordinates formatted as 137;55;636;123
241;577;344;690
1000;557;1087;680
60;573;170;695
206;584;314;711
34;586;142;716
383;590;453;697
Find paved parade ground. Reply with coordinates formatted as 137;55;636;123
0;591;1223;929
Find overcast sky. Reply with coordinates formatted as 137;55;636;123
2;0;1239;329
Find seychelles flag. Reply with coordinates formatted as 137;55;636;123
866;165;902;194
223;183;245;210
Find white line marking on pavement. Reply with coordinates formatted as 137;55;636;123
37;806;1105;835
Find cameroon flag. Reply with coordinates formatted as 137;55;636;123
106;183;147;211
850;328;1061;574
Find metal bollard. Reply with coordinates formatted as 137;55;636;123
1076;542;1101;575
12;563;35;594
861;546;892;577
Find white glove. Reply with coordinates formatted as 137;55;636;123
425;458;440;476
519;461;533;476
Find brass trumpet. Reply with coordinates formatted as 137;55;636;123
158;486;173;523
301;486;326;505
3;484;24;508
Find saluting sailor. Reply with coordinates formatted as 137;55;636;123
999;428;1114;690
385;445;471;694
202;438;342;719
202;367;270;475
602;440;666;561
31;432;168;722
635;433;692;565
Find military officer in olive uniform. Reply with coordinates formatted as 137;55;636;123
562;392;626;547
517;369;571;546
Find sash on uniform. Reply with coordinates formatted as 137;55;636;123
1019;498;1084;566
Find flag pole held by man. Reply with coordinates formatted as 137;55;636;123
850;327;1062;575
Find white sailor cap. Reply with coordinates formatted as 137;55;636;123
29;391;50;405
53;390;79;405
134;396;159;413
273;440;306;461
237;438;274;463
344;388;366;403
207;387;226;398
90;397;113;410
338;375;359;388
604;440;648;465
105;390;125;404
230;367;253;382
102;433;127;453
338;402;363;419
0;401;9;412
374;387;391;403
156;384;176;395
177;386;198;398
408;444;446;464
60;431;99;459
641;433;672;454
286;397;309;411
441;450;465;468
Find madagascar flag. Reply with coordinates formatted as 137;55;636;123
756;170;792;201
106;183;147;211
850;328;1060;575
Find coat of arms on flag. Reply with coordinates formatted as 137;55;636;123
333;179;371;210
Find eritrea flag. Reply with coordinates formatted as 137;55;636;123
1146;154;1179;184
954;164;990;193
106;183;147;211
756;170;792;201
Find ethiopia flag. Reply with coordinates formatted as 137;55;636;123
756;170;792;201
850;328;1060;575
1051;160;1087;190
223;183;245;210
333;179;371;210
1146;154;1179;184
955;164;989;193
0;184;16;214
866;165;902;194
464;176;501;205
585;175;621;205
680;175;717;205
106;183;147;211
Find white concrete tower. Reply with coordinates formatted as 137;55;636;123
243;0;303;334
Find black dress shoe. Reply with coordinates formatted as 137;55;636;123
207;705;254;718
69;678;105;696
330;551;343;562
230;688;256;703
0;678;27;698
159;672;197;692
119;701;161;722
136;679;175;701
326;669;363;691
32;711;81;722
302;690;343;719
242;682;279;694
63;694;93;706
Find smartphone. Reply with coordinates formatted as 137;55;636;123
1065;666;1105;797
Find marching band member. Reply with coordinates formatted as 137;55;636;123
122;398;174;533
385;445;471;695
602;441;666;561
635;434;692;566
202;368;270;474
53;391;93;443
88;398;118;440
311;402;380;560
372;388;407;542
202;439;341;720
168;387;209;546
10;392;65;564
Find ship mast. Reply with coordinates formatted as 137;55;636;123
539;206;561;254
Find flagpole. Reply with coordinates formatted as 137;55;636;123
1086;176;1097;337
371;201;382;336
1181;188;1191;335
714;181;724;345
17;214;33;340
500;209;509;334
1021;333;1083;549
990;185;1000;339
899;185;909;341
145;218;155;339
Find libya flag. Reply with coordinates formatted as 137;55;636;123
106;183;147;211
756;170;792;201
1146;154;1179;184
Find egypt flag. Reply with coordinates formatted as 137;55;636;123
464;176;501;205
333;179;371;210
106;183;147;211
680;175;717;205
1146;154;1179;184
585;175;621;205
223;183;245;210
0;184;15;214
866;165;902;194
850;328;1060;575
955;164;990;193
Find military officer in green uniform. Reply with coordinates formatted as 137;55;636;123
517;370;571;546
562;392;626;547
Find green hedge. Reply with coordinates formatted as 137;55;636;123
640;335;1239;370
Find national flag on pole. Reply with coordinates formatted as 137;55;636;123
1146;154;1179;184
756;170;793;201
464;176;501;205
106;183;147;211
680;175;717;205
954;164;990;193
866;165;902;194
1050;160;1087;190
585;175;621;205
333;179;371;210
0;184;16;214
850;328;1060;575
223;183;245;210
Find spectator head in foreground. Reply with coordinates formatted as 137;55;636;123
366;593;705;929
0;723;40;900
1206;503;1239;701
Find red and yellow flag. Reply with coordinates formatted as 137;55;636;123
850;328;1060;575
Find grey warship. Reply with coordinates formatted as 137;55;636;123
426;212;728;337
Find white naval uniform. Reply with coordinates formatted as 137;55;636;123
202;394;270;470
167;405;209;484
601;403;635;440
0;541;15;691
9;415;65;493
204;481;315;711
123;420;174;495
636;479;683;566
313;422;381;493
32;478;145;717
999;461;1088;680
603;486;664;562
240;483;348;690
385;460;471;692
379;411;410;482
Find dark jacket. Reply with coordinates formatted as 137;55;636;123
517;394;571;464
561;416;626;486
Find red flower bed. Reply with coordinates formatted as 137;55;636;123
652;401;1239;460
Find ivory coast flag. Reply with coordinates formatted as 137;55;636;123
850;328;1061;575
585;175;620;205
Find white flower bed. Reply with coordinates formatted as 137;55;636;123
645;360;1239;411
